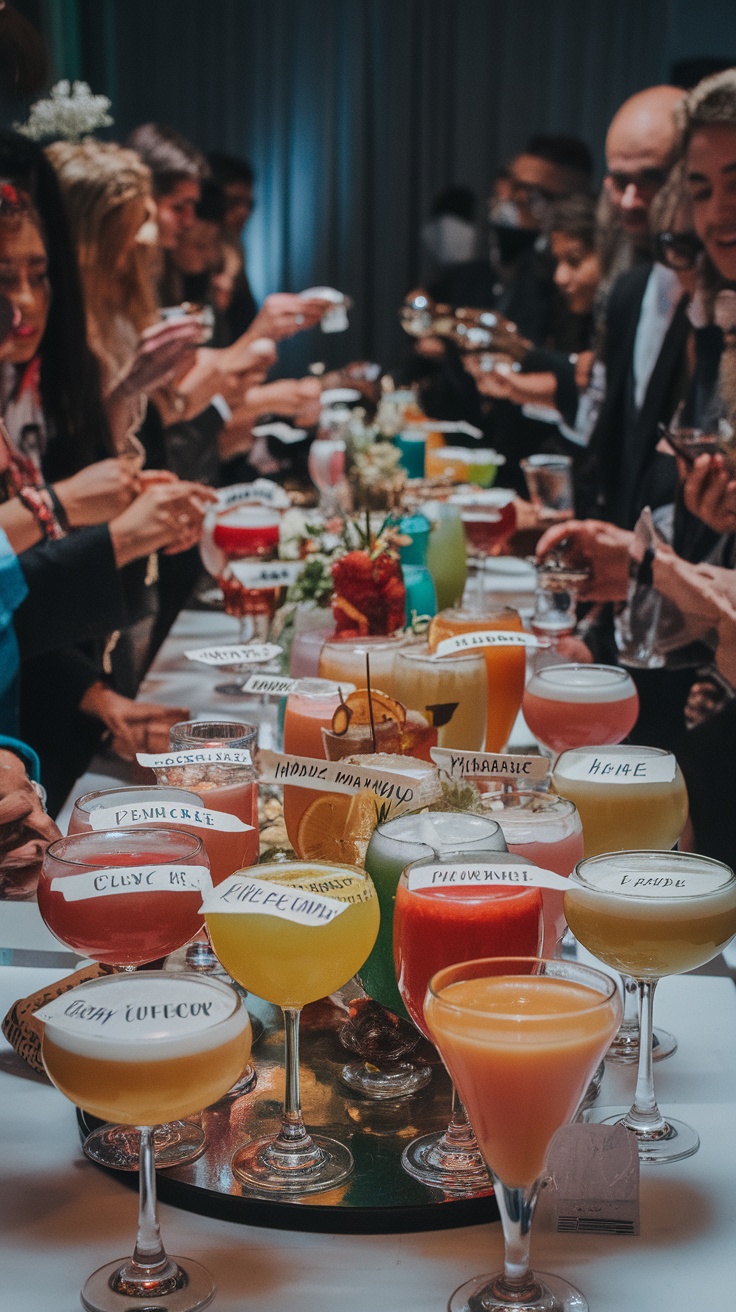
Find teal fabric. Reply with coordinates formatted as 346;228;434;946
0;733;40;782
0;528;28;739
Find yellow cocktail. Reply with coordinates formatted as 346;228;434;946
552;745;688;856
204;860;379;1195
425;956;620;1312
566;850;736;1162
391;644;487;750
40;972;250;1312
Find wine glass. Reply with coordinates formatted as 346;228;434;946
308;435;349;515
38;827;216;1170
394;852;543;1194
205;860;379;1194
425;956;621;1312
451;489;517;604
566;850;736;1162
200;500;284;646
41;971;251;1312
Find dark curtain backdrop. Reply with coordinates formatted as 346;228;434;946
21;0;736;371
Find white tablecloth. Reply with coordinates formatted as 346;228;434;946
1;902;734;1312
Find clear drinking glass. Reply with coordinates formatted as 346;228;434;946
520;453;574;522
42;971;251;1312
395;852;543;1195
566;850;736;1162
200;502;284;644
451;489;517;604
38;827;214;1170
205;860;379;1195
425;956;621;1312
522;664;639;755
391;644;487;751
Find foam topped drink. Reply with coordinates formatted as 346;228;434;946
565;850;736;978
552;746;688;856
38;828;210;967
41;973;252;1126
522;663;639;753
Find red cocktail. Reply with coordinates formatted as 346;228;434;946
522;663;639;754
38;828;209;967
202;504;283;641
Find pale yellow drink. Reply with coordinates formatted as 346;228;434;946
318;634;410;695
205;861;380;1007
391;644;487;750
41;973;252;1125
565;851;736;978
552;745;688;856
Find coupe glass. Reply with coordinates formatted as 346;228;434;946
205;860;379;1195
38;827;214;1170
553;745;689;1064
42;972;251;1312
522;664;639;756
394;853;543;1194
425;956;621;1312
566;850;736;1162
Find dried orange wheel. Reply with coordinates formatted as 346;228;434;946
296;789;379;864
344;689;406;726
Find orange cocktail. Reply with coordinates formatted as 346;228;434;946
282;679;349;854
428;606;525;751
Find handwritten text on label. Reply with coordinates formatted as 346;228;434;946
202;874;348;925
408;861;570;892
557;753;677;784
259;749;426;811
185;643;282;667
35;979;233;1037
431;747;549;780
136;748;252;769
89;803;252;833
50;864;212;903
435;631;539;658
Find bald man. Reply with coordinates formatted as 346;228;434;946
605;85;684;250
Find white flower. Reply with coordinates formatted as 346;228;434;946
15;81;114;142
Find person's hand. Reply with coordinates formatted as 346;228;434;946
116;318;202;398
680;452;736;535
651;547;726;623
79;685;190;762
109;480;217;567
0;749;60;900
574;350;595;391
247;377;322;422
247;293;332;343
464;357;558;408
536;518;633;602
54;458;138;527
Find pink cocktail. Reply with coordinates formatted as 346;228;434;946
477;790;583;951
38;828;208;967
522;663;639;754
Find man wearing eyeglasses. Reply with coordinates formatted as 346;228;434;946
604;86;685;254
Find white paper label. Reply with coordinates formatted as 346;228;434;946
242;674;299;696
259;749;427;810
251;422;307;445
557;752;677;784
137;747;253;769
216;480;291;509
577;869;727;898
185;643;282;667
431;747;549;781
89;803;253;834
35;976;232;1037
229;561;301;589
435;631;538;657
50;864;212;903
201;874;348;924
408;860;569;892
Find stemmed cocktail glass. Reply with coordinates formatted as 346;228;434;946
565;850;736;1162
522;664;639;756
425;956;621;1312
200;501;284;648
553;745;689;1063
41;971;251;1312
452;488;517;604
205;860;379;1194
394;853;543;1194
38;827;218;1171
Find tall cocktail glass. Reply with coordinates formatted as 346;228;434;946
478;790;583;953
281;679;352;854
522;664;639;755
429;606;526;751
391;644;487;751
395;858;543;1194
205;860;379;1194
425;956;621;1312
42;972;251;1312
553;745;688;1063
566;850;736;1162
424;502;468;610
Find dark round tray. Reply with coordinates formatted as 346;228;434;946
78;991;499;1235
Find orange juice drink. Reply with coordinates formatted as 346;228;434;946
428;606;526;751
282;679;351;854
425;964;621;1188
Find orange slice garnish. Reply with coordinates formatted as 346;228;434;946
343;689;407;726
296;789;379;863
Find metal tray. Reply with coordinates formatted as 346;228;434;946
78;989;498;1235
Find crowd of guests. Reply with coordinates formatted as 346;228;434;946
1;2;736;889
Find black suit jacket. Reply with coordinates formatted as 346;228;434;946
580;265;690;529
431;246;563;346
